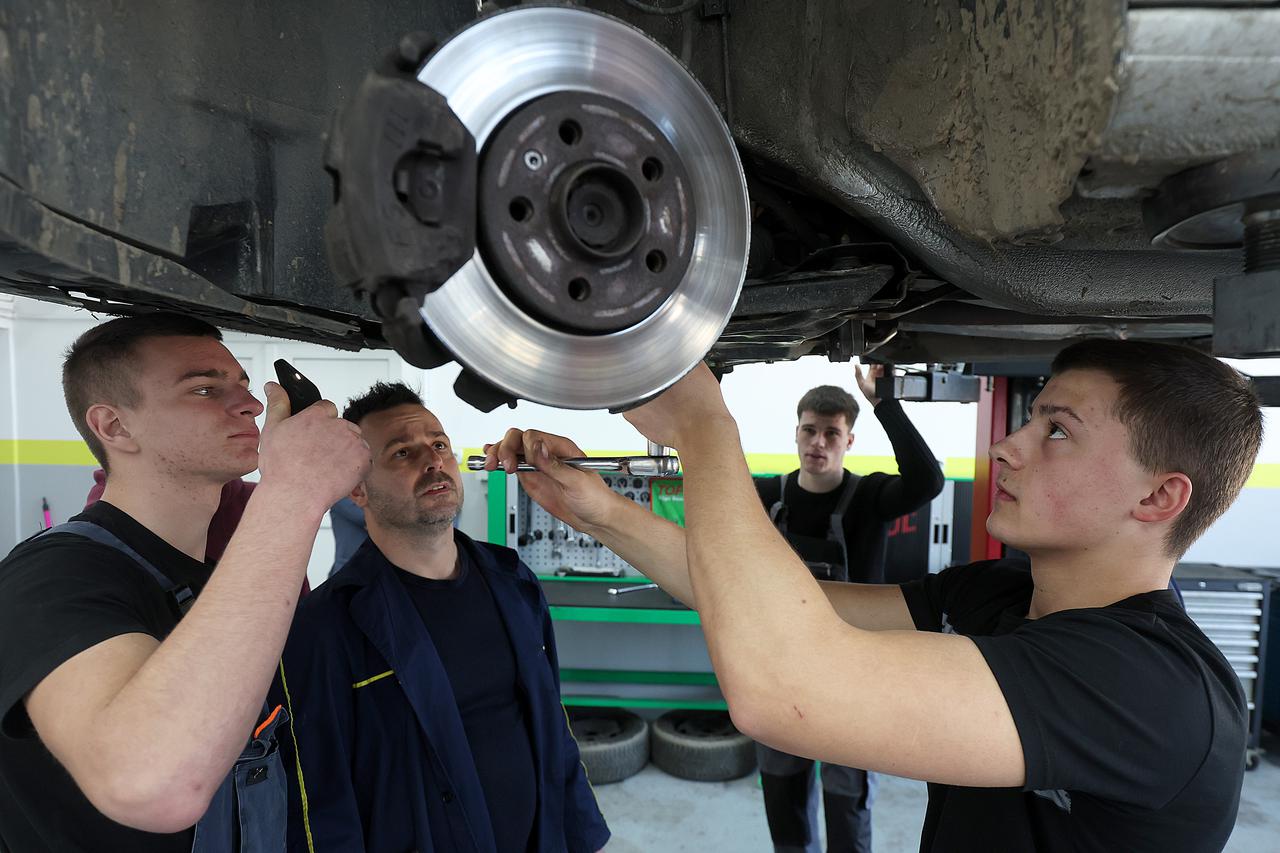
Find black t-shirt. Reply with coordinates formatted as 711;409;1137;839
900;559;1247;853
397;551;538;853
0;501;212;853
755;398;944;583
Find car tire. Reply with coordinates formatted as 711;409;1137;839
568;708;650;785
651;709;756;782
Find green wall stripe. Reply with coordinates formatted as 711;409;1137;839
561;668;718;686
562;695;728;711
549;605;701;625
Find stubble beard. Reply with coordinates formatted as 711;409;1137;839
413;504;458;534
153;443;255;486
367;482;461;536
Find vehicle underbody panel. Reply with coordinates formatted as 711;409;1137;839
1;0;1277;393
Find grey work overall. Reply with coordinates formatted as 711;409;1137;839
759;474;875;853
42;522;289;853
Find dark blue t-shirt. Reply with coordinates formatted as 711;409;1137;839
397;552;538;853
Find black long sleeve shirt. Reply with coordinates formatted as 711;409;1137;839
755;398;945;584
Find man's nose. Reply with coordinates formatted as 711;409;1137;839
423;445;446;470
233;387;264;419
990;429;1021;468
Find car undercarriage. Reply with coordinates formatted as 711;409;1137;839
2;0;1278;409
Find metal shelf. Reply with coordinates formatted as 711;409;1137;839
1175;565;1273;758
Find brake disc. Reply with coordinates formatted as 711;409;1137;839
417;5;749;410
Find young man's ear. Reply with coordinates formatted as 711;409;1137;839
85;404;140;459
1134;473;1193;525
349;482;369;510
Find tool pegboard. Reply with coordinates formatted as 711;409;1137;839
514;473;652;577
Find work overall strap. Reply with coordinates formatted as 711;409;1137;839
40;521;195;614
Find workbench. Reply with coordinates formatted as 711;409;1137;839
539;576;725;711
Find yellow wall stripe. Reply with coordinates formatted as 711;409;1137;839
463;446;1280;488
942;458;977;481
1246;465;1280;489
351;670;395;690
0;439;97;466
7;440;1274;488
741;452;903;476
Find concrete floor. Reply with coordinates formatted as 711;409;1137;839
593;730;1280;852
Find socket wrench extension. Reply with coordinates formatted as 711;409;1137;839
466;441;680;477
607;582;659;596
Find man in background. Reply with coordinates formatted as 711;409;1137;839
753;363;943;853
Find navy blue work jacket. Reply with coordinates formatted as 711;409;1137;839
273;532;610;853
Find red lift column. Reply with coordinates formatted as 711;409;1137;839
970;377;1009;562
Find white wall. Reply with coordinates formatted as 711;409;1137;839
0;295;17;550
1226;358;1280;465
1190;359;1280;567
417;358;977;467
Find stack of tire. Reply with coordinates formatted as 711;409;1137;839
568;708;756;785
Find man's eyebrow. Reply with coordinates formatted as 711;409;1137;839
1037;403;1086;426
381;430;449;452
381;433;411;452
175;368;250;384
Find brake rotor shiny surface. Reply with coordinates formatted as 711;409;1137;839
418;5;749;410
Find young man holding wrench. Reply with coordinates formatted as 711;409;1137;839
486;340;1261;852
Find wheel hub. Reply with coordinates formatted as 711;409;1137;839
477;91;695;334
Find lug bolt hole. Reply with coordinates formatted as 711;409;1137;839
642;157;664;182
559;120;583;146
509;197;534;223
568;277;591;301
645;250;666;273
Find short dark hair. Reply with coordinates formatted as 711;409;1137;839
1051;339;1263;558
796;385;859;429
63;312;222;472
342;382;425;426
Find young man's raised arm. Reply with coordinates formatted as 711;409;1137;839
863;395;946;520
23;387;371;832
484;430;915;633
621;366;1026;788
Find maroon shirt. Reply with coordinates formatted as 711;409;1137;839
85;471;309;594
